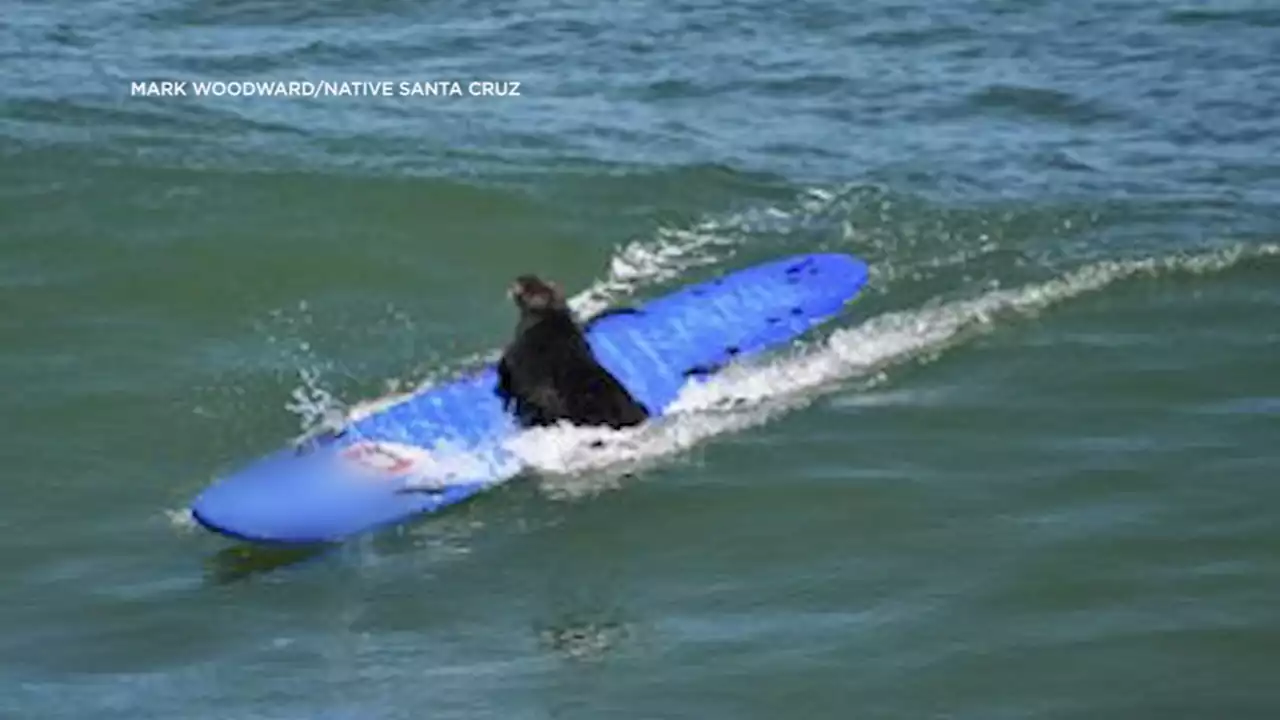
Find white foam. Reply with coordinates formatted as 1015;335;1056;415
566;222;742;318
164;507;199;532
566;184;861;317
513;244;1278;499
345;388;417;423
284;366;346;435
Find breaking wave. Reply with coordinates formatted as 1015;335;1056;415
508;243;1279;499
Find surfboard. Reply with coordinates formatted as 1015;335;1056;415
191;253;869;544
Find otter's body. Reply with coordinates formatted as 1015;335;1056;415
496;276;649;430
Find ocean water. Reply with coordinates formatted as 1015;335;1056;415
2;1;1278;718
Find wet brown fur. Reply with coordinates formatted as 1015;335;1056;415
496;275;649;429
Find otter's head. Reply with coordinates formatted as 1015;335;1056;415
508;274;567;313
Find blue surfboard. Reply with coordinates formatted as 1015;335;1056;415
191;253;869;544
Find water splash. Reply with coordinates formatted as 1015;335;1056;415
284;366;347;436
567;185;862;317
165;507;199;532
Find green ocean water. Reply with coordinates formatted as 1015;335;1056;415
3;1;1279;718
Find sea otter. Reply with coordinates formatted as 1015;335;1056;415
496;275;649;429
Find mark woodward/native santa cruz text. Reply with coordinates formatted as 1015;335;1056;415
131;80;522;97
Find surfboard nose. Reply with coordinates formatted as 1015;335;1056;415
190;451;407;544
191;455;354;543
190;442;499;544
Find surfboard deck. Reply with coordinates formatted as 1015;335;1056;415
191;253;869;544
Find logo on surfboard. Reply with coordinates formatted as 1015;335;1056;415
339;440;492;489
340;441;427;477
